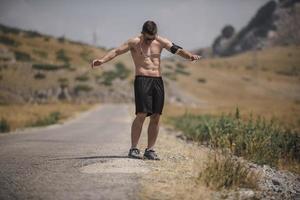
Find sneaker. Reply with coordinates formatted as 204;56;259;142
128;148;142;159
143;148;160;160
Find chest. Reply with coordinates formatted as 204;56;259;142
132;42;162;57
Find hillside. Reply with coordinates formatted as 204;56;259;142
0;24;135;104
162;45;300;128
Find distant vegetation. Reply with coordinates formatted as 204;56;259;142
199;152;258;189
32;49;48;59
0;118;10;133
28;111;61;127
32;63;69;71
75;74;89;82
14;50;32;62
98;62;130;86
74;84;93;94
56;49;70;64
170;108;300;173
58;78;69;88
0;35;20;47
34;72;46;80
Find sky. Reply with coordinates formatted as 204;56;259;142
0;0;271;50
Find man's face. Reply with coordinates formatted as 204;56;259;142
142;33;156;44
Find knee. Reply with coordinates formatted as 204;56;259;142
150;114;160;125
135;113;147;123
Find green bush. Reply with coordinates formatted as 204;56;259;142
34;72;46;79
170;107;300;168
0;118;10;133
197;78;206;83
98;62;130;86
115;62;130;80
75;74;89;82
74;84;93;94
0;36;20;47
29;112;61;127
32;63;69;71
175;68;190;76
14;50;31;62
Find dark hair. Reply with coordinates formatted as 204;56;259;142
142;21;157;35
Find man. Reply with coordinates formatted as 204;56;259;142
91;20;201;160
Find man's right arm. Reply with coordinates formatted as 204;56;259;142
91;39;131;68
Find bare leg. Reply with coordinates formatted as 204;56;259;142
131;113;146;148
147;114;160;149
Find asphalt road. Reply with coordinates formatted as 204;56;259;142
0;104;148;200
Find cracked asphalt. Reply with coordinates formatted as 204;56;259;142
0;104;148;200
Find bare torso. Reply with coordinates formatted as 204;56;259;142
129;35;164;77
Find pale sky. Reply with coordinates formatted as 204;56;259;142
0;0;271;50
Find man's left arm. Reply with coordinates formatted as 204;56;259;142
158;36;201;61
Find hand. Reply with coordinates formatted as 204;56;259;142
91;59;103;68
190;55;202;61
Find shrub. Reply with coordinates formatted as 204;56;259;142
197;78;206;83
162;72;177;81
98;62;130;86
170;108;300;168
34;72;46;79
199;152;258;189
32;63;68;71
0;36;20;47
74;84;93;94
58;78;69;87
115;62;130;80
175;68;190;76
25;30;42;38
29;112;61;127
0;118;10;133
75;74;89;82
14;50;31;62
58;36;65;43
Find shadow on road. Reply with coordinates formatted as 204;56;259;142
49;155;129;161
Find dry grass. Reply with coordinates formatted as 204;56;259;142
138;126;213;200
0;103;95;132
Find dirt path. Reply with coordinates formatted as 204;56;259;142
0;104;149;200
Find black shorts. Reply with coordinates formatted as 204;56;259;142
134;75;165;117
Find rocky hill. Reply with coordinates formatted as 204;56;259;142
211;0;300;57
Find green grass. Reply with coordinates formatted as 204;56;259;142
170;108;300;170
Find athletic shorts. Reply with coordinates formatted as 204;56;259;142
134;75;165;117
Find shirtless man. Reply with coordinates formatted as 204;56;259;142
91;20;201;160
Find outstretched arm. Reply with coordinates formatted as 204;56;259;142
158;36;201;61
91;40;131;68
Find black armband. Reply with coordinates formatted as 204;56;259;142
170;43;183;54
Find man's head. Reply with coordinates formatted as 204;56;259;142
141;20;157;43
